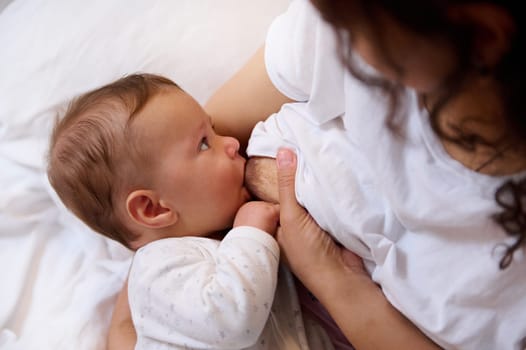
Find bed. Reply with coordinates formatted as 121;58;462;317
0;1;290;349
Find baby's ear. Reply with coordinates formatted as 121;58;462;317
126;190;178;228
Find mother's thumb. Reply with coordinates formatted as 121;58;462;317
276;148;298;210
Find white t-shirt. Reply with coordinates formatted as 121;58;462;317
128;226;335;350
247;0;526;349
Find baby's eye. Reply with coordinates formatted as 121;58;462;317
199;137;210;151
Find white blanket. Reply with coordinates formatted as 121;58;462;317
0;1;290;349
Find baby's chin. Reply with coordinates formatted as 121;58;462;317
241;185;252;202
207;229;229;240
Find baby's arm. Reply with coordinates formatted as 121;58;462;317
129;216;280;349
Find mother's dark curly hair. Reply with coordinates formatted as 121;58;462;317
311;0;525;268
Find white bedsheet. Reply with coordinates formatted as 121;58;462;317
0;1;290;349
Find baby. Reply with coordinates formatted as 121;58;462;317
47;74;334;350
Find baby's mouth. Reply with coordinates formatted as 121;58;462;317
241;160;252;199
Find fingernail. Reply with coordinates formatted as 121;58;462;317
277;149;293;169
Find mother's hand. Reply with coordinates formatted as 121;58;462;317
275;148;441;350
275;148;366;293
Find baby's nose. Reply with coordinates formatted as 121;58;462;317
224;136;240;159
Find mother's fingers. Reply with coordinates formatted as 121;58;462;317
276;148;330;271
276;148;304;221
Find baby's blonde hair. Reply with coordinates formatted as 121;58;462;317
47;74;179;248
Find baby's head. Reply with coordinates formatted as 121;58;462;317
48;74;250;250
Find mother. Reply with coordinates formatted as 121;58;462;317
109;0;525;348
206;0;526;348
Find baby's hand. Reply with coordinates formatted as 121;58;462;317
233;201;280;236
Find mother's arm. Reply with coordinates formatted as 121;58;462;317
107;280;136;350
204;45;293;151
